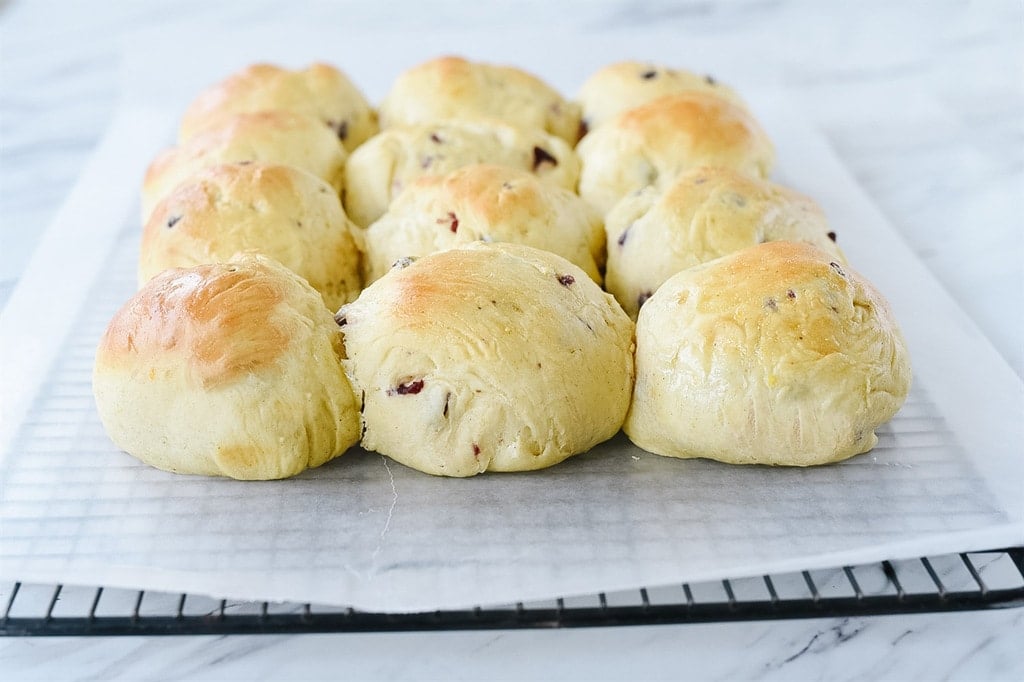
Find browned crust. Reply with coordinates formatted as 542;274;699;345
618;92;767;154
98;261;288;388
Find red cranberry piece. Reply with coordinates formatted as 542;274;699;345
557;274;575;286
436;211;458;233
388;379;424;396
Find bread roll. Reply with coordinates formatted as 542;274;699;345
338;243;635;477
577;92;775;215
606;166;843;317
139;163;361;312
625;241;911;466
344;120;579;227
578;61;746;132
142;110;347;220
93;255;361;480
380;56;581;143
179;63;377;152
363;164;604;284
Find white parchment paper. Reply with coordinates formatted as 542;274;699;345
1;27;1021;612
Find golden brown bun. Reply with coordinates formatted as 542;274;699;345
380;56;581;144
93;255;361;480
344;120;579;227
363;164;604;284
139;163;361;312
143;110;347;220
577;92;775;215
606;166;843;317
624;241;911;466
578;61;747;131
178;63;377;152
338;243;635;477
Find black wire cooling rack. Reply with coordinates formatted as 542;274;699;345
3;548;1022;636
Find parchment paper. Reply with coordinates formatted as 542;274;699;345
1;27;1021;612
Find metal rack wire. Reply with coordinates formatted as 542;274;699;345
3;548;1022;636
3;223;1022;638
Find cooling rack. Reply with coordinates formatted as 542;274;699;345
2;548;1022;636
3;94;1022;632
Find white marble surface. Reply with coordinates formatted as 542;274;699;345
2;610;1023;681
1;0;1022;679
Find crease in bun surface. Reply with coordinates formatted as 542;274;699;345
605;166;843;317
93;255;362;480
362;163;605;285
139;162;361;312
624;241;911;466
338;242;635;477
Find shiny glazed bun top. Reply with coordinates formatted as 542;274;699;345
338;242;635;477
93;255;361;480
362;164;604;285
604;166;842;317
577;92;775;215
143;110;347;220
140;162;362;312
344;119;579;227
625;241;911;466
178;62;378;152
577;60;747;132
380;55;582;144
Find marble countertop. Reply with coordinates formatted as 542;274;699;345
1;0;1022;679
